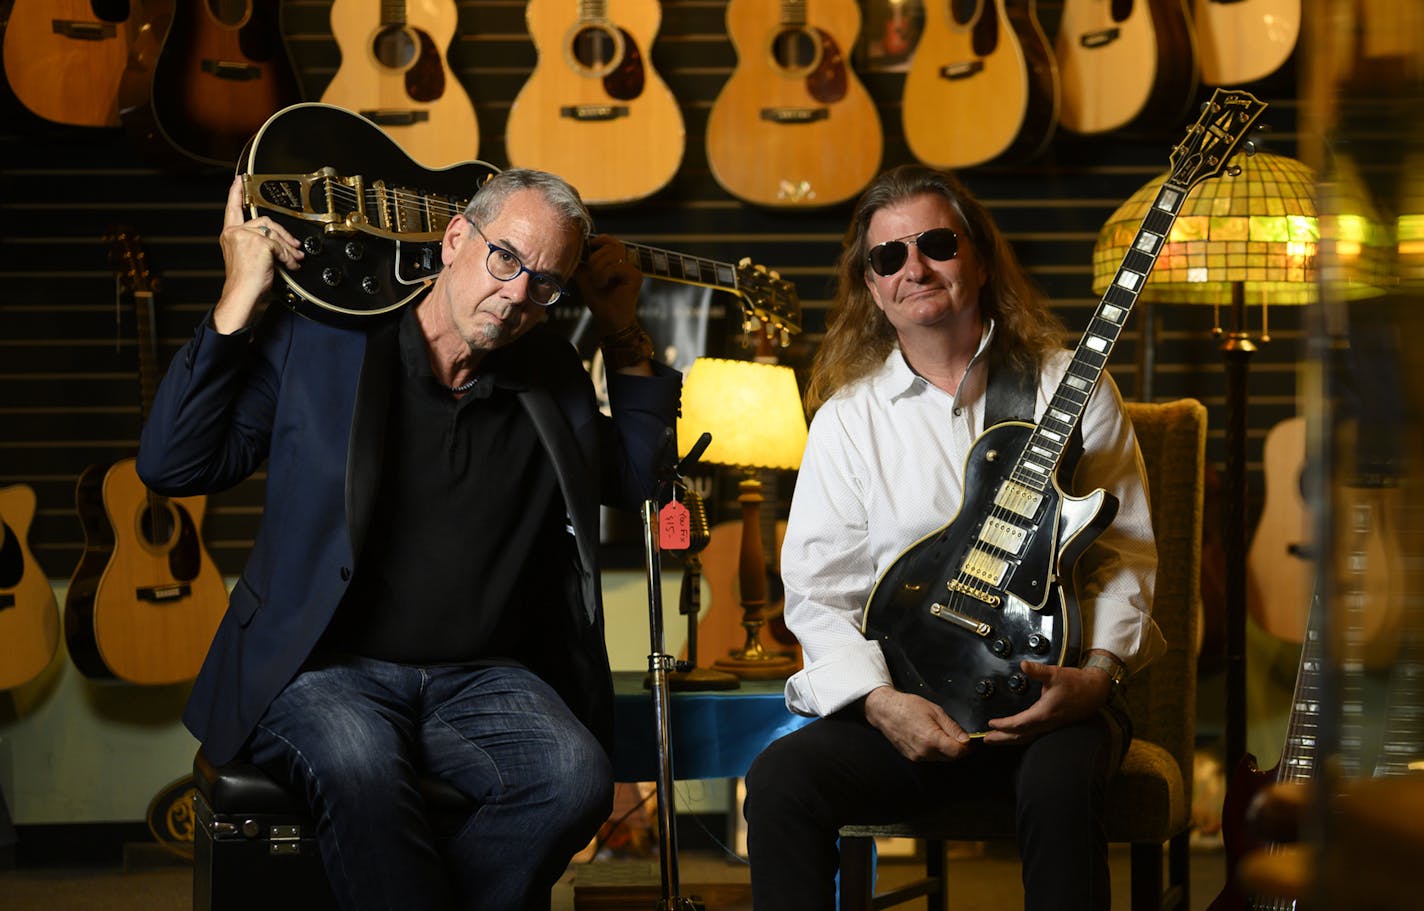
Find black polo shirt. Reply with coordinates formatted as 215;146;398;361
322;308;566;664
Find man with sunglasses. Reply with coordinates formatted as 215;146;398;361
136;169;680;910
744;165;1163;910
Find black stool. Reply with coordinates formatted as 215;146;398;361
192;748;473;911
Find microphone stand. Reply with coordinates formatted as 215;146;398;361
639;432;712;911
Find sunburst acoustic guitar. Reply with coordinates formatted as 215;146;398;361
320;0;480;168
901;0;1058;169
705;0;882;208
1053;0;1198;135
506;0;685;206
1;0;141;127
64;232;226;685
119;0;301;168
0;484;60;690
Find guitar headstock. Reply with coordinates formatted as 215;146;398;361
1167;89;1270;193
108;228;157;298
734;258;802;344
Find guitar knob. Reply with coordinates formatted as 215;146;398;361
302;236;323;255
1007;672;1028;694
344;241;365;261
1027;633;1050;655
974;678;995;699
321;267;343;287
361;276;380;294
990;636;1012;658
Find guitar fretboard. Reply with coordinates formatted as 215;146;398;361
625;242;740;295
1007;90;1267;495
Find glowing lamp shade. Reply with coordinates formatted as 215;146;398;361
677;358;808;471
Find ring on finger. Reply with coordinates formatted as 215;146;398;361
259;225;271;238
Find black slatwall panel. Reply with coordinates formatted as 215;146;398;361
0;0;1305;577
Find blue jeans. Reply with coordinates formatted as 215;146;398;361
246;655;613;911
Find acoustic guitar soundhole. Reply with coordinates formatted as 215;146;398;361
374;26;418;70
771;28;818;73
572;25;618;70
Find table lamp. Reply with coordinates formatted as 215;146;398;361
677;357;809;679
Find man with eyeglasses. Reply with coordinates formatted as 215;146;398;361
743;164;1163;910
136;169;680;910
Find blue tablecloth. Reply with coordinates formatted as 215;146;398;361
610;671;812;782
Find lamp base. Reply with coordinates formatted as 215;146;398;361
713;652;800;680
642;666;743;691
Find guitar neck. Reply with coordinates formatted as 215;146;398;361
1278;601;1325;783
624;242;742;298
622;240;802;341
135;288;160;429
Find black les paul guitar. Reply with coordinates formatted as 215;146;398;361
240;102;801;339
861;88;1269;735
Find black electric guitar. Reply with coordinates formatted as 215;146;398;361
241;103;801;337
861;88;1269;734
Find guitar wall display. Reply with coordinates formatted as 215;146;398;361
705;0;882;208
902;0;1059;170
64;232;227;685
1194;0;1301;86
0;484;60;690
1054;0;1198;135
862;89;1269;734
118;0;302;168
320;0;480;168
506;0;685;206
240;103;802;338
1;0;141;127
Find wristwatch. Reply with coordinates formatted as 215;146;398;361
1081;652;1127;693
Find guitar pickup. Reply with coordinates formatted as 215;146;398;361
994;481;1042;520
961;548;1008;588
930;602;992;636
978;516;1027;555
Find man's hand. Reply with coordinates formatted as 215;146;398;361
574;233;642;337
213;176;304;335
982;660;1113;746
864;686;972;761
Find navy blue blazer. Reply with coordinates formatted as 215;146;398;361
137;305;681;766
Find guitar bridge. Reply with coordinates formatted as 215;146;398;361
930;602;992;636
244;170;465;242
947;578;1001;607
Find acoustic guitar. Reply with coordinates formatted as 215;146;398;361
506;0;685;206
119;0;301;168
1194;0;1300;87
0;484;60;690
1;0;140;127
705;0;882;208
64;232;226;684
240;103;803;338
320;0;480;168
862;89;1269;734
1053;0;1198;135
901;0;1058;169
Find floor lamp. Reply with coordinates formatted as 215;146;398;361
1092;150;1321;772
677;357;808;680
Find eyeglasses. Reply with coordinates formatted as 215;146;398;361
467;219;566;307
866;227;960;277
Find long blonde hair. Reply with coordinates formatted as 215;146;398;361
804;165;1065;414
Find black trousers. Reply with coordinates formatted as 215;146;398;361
743;703;1129;911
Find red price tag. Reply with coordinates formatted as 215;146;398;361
659;499;691;550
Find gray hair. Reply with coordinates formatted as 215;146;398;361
462;169;594;240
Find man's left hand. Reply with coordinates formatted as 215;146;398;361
981;660;1112;746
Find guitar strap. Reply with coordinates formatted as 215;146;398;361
984;349;1085;485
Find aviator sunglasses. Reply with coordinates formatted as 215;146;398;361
866;227;960;277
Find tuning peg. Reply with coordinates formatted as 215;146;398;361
1225;165;1243;178
780;327;791;348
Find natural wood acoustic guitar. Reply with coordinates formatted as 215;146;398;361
320;0;480;168
1053;0;1197;134
1;0;141;127
506;0;685;206
0;484;60;690
63;232;226;685
901;0;1058;169
705;0;882;207
1194;0;1300;86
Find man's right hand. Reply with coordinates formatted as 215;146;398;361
863;686;972;761
213;175;304;335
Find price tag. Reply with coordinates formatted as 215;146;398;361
659;498;691;550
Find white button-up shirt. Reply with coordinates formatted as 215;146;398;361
781;330;1166;718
